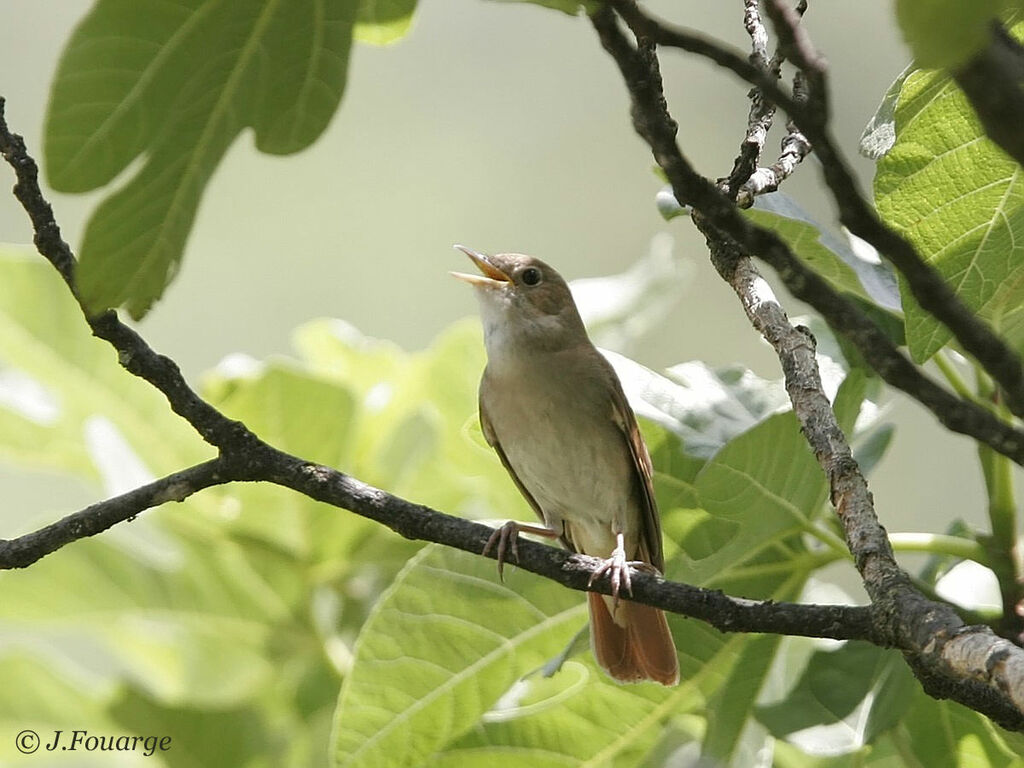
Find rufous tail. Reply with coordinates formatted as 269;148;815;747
588;592;679;686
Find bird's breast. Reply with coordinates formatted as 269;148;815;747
481;355;639;549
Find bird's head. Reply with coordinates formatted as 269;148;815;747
451;245;587;355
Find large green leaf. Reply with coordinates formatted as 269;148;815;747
745;192;901;312
756;642;917;755
672;411;832;587
331;546;586;768
894;0;1008;69
0;524;294;708
45;0;360;318
874;30;1024;362
0;247;208;485
899;694;1024;767
331;542;814;768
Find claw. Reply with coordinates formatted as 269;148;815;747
483;521;522;581
587;534;636;611
482;520;561;581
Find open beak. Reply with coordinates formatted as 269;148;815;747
450;244;511;288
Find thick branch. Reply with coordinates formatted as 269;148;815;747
0;440;878;642
259;450;880;641
953;21;1024;170
591;3;1024;730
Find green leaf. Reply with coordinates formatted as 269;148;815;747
900;693;1024;767
427;660;670;768
745;192;901;312
331;545;586;768
0;655;132;765
690;540;810;764
605;352;789;460
700;628;781;764
0;527;293;709
356;0;417;44
0;247;208;484
45;0;359;318
332;542;812;767
677;412;830;586
874;42;1024;362
860;64;914;161
894;0;1003;69
755;642;918;755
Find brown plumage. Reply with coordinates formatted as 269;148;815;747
453;246;679;686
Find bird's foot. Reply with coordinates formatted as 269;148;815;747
587;534;647;610
483;521;559;581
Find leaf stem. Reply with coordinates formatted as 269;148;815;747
974;365;1023;638
933;350;978;403
888;532;990;566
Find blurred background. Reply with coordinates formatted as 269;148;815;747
0;1;988;560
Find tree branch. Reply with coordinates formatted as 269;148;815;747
614;0;1024;421
590;2;1024;730
589;5;1024;468
726;0;812;206
723;0;778;197
0;460;229;568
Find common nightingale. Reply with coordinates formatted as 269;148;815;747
452;245;679;686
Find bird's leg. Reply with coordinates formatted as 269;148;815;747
483;521;560;581
587;531;642;610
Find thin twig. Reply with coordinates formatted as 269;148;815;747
0;460;228;568
727;0;812;205
724;0;777;197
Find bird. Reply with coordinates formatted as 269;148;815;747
451;244;679;686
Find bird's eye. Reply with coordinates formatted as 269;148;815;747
521;267;542;286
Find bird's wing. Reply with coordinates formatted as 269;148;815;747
608;377;664;573
479;390;572;551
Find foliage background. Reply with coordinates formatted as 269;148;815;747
0;1;1018;766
